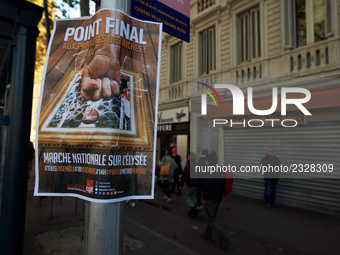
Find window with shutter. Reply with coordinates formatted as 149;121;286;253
325;0;334;37
282;0;334;49
199;27;216;75
170;43;182;84
238;6;261;63
282;0;297;49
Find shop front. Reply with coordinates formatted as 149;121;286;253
156;106;189;163
191;86;340;215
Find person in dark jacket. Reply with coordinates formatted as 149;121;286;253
201;151;230;250
261;147;281;207
179;152;200;218
171;147;183;195
196;149;209;210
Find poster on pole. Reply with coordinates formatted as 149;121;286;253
34;9;162;203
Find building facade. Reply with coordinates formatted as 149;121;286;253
157;0;340;215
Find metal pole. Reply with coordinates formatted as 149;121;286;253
84;201;124;255
100;0;131;13
0;8;41;255
83;1;131;255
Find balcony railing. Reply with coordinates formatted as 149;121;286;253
232;38;340;84
159;82;189;103
284;39;339;76
197;0;216;14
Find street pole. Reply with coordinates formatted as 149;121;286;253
83;1;131;255
84;201;124;255
0;4;42;255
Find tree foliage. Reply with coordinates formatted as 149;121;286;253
58;0;91;18
58;0;80;17
26;0;58;140
27;0;91;140
27;0;57;85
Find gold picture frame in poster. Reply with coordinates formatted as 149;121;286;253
38;68;153;148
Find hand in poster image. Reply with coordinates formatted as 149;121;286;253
81;43;121;101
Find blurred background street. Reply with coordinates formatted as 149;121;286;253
24;170;340;255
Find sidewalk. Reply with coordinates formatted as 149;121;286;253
129;186;340;255
23;175;340;254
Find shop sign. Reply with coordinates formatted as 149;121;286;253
158;106;189;124
157;124;172;132
131;0;190;42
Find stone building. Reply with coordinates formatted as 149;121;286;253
157;0;340;215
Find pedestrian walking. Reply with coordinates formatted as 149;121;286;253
171;147;182;196
179;152;200;218
159;149;177;203
261;147;281;208
196;149;209;210
201;151;230;250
